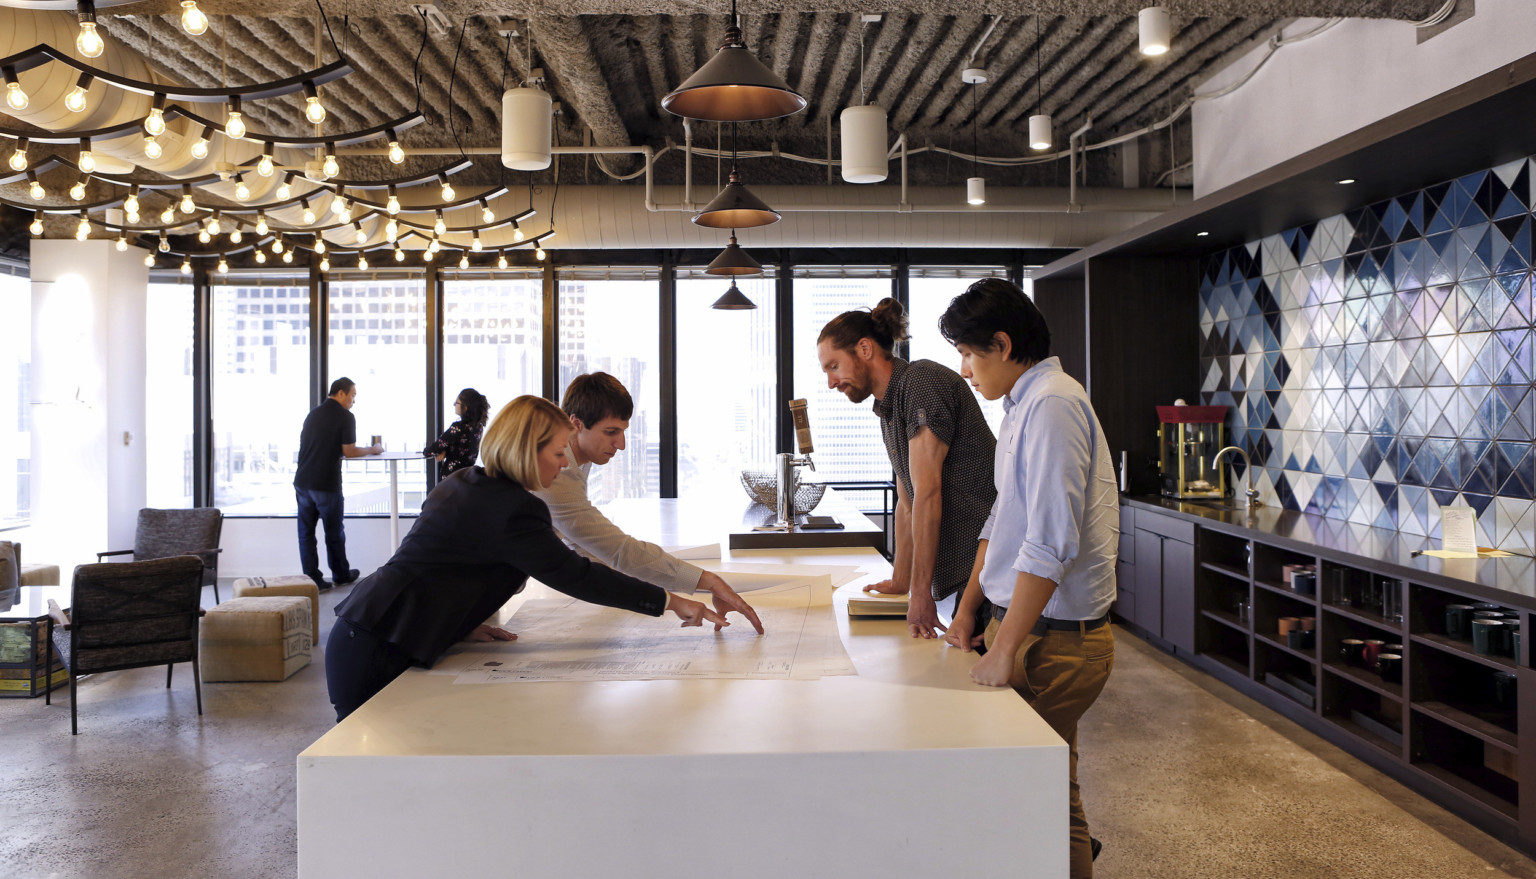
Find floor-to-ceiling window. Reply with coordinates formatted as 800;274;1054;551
0;271;29;528
210;275;310;515
791;266;894;482
906;266;1016;436
328;276;428;515
675;269;777;497
558;269;660;504
442;270;543;428
146;281;194;508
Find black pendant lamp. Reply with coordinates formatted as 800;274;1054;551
711;280;757;310
695;169;780;229
662;0;806;122
706;233;763;276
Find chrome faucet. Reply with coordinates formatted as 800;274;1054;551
1212;445;1262;510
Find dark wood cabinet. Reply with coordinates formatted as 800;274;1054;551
1124;508;1196;653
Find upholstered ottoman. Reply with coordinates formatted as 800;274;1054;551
232;576;321;641
19;564;59;586
200;596;312;682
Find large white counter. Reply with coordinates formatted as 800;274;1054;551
297;494;1068;878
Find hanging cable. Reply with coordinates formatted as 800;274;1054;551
411;7;429;112
313;0;343;60
447;18;470;156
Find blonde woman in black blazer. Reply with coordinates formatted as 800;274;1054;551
326;395;726;721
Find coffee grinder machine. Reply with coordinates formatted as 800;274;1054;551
776;399;816;529
1156;404;1228;500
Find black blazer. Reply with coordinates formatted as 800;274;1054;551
335;467;668;666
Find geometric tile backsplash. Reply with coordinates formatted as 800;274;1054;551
1198;157;1536;552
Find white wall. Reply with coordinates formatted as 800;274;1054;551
222;516;398;581
1193;0;1536;198
28;241;148;573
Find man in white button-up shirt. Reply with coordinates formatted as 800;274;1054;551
939;280;1118;879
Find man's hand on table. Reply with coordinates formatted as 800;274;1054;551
906;591;945;639
697;570;765;634
465;624;517;642
862;578;907;595
967;648;1015;688
943;613;985;652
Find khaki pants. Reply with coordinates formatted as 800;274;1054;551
984;618;1114;879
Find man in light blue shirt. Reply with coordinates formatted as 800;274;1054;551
939;279;1118;879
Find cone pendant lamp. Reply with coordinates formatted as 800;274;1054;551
711;280;757;310
706;233;763;275
662;0;806;122
694;169;780;229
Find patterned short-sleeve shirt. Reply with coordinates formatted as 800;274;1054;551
424;421;484;476
872;358;998;600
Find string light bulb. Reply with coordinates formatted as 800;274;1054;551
422;248;435;263
459;252;469;269
217;256;228;274
206;213;221;235
3;69;29;111
144;252;155;266
282;249;294;264
257;151;275;178
8;139;27;172
69;179;87;201
75;214;90;240
160;205;175;223
433;211;447;236
158;232;169;252
272;235;284;254
181;258;192;274
65;73;93;112
386;188;401;215
439;174;455;201
180;190;196;213
471;232;482;252
28;213;42;236
255;212;269;235
319;256;330;272
394;245;404;263
29;179;45;201
190;127;211;160
428;236;441;254
198;229;211;243
115;235;127;252
301;200;316;225
229;228;242;244
123;190;139;216
233;175;251;201
322;151;339;178
143;135;162;159
354;223;366;244
144;100;167;135
255;249;267;264
384;218;398;242
77;140;96;173
225;97;246;140
387;139;405;165
75;3;105;58
512;220;524;241
497;251;508;269
303;83;326;124
357;254;368;270
276;173;293;200
479;199;495;223
314;238;326;255
331;188;349;215
180;1;209;36
535;244;546;261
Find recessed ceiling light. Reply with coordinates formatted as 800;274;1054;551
1196;231;1210;237
1337;178;1356;184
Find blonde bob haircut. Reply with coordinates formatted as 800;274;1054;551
479;395;573;490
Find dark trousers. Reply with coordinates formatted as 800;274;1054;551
326;618;415;722
296;487;349;581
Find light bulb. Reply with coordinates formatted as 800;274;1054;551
69;181;87;201
322;153;339;178
234;179;251;201
78;150;95;173
124;192;139;215
282;250;293;264
423;248;434;263
207;215;220;234
387;141;405;164
143;253;154;266
314;239;326;254
272;237;284;254
384;219;398;241
255;214;269;235
198;230;211;243
394;247;405;263
217;257;228;274
65;85;89;113
180;1;208;36
512;224;524;242
76;217;90;240
160;206;175;223
255;250;266;264
76;22;104;59
257;154;274;177
357;255;368;270
305;96;326;125
29;180;45;200
354;226;366;244
181;259;192;275
276;179;291;200
337;204;352;223
459;253;468;269
143;135;162;159
229;229;242;244
181;193;195;213
126;208;139;223
497;252;508;269
28;215;42;236
386;194;401;215
8;148;26;172
440;180;455;201
302;206;316;225
481;204;495;223
535;245;546;261
471;235;482;252
332;193;348;215
5;82;28;112
190;136;209;160
319;256;330;272
225;111;245;140
144;107;166;136
115;236;127;252
433;213;447;235
158;235;169;252
428;237;441;253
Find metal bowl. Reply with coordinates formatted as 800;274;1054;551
741;470;827;512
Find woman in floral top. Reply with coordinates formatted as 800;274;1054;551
424;388;490;477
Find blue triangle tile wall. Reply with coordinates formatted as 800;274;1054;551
1199;157;1536;551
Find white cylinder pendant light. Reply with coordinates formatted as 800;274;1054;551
966;177;985;206
840;104;889;184
1028;114;1053;151
502;87;553;171
1139;7;1171;56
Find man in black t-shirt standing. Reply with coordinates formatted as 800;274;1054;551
295;377;381;589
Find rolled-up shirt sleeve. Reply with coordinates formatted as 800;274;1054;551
1012;394;1092;585
537;466;704;593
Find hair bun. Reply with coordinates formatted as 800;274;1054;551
870;297;910;346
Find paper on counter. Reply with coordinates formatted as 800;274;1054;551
663;543;722;560
1440;506;1478;555
1419;548;1513;559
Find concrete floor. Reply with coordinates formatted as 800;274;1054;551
2;589;1535;879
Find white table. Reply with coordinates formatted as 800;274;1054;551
344;451;422;551
297;497;1069;879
